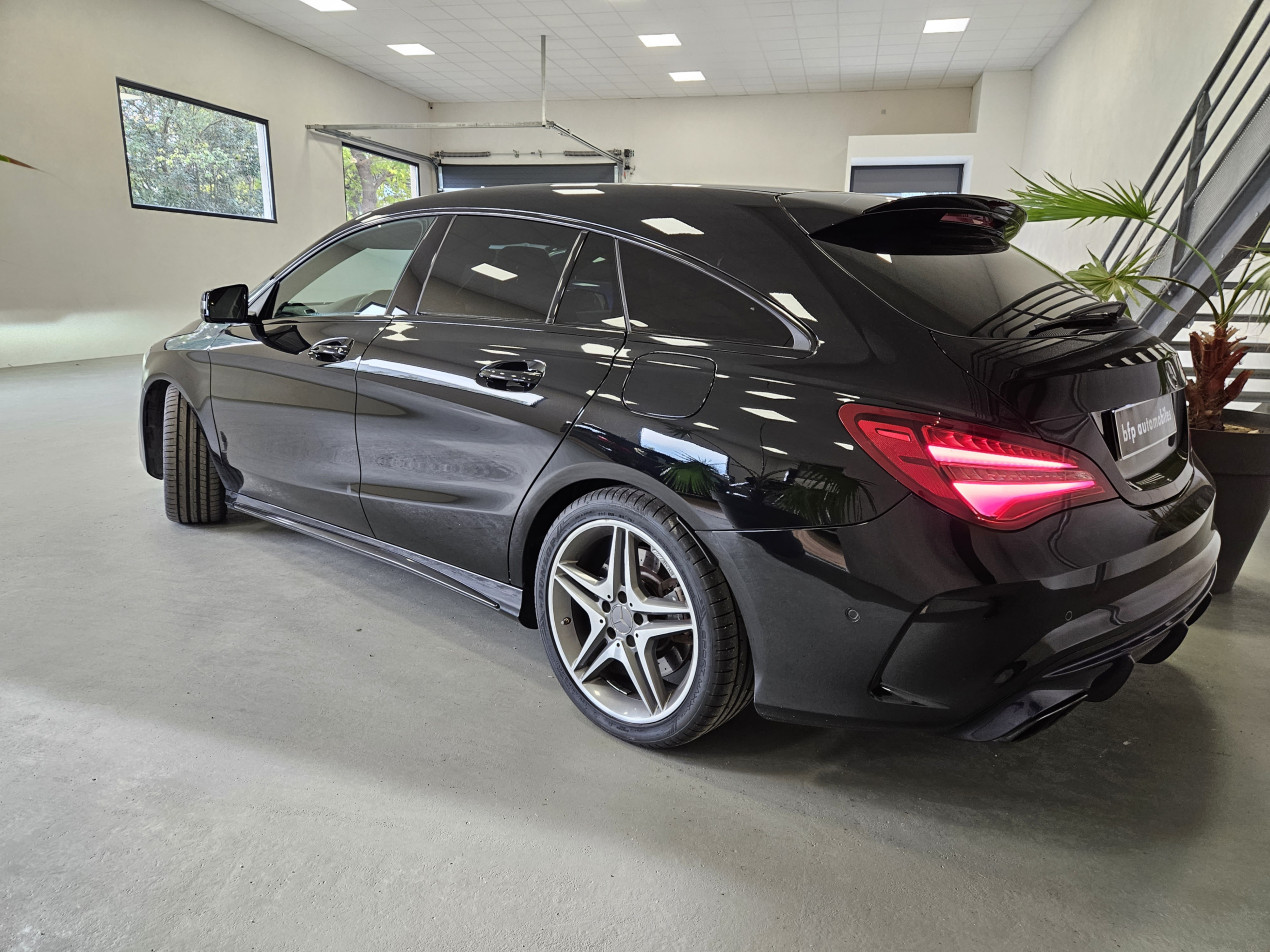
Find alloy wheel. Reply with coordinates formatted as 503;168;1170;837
546;519;699;724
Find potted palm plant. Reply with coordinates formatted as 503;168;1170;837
1011;174;1270;593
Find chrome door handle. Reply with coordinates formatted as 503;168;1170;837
309;338;353;363
477;360;546;392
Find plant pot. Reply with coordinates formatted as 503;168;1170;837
1189;409;1270;594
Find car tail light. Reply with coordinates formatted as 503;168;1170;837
839;404;1115;529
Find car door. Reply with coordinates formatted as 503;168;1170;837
355;216;626;581
210;216;432;533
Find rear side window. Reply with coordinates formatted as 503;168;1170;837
554;233;623;330
418;215;577;322
619;243;792;347
273;218;428;318
817;244;1098;338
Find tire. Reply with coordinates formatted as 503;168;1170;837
535;487;753;747
162;386;226;525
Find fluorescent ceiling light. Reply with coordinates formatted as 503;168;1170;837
923;17;970;33
299;0;356;11
669;71;705;82
640;34;681;47
642;217;704;235
471;263;516;281
553;188;604;195
388;43;435;55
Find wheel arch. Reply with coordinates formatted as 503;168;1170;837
509;462;717;628
140;378;171;478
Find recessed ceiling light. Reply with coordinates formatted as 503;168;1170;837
640;34;681;47
553;188;605;195
388;43;435;56
923;17;970;33
299;0;356;11
669;71;705;82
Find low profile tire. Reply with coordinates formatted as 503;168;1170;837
162;386;226;525
535;487;753;747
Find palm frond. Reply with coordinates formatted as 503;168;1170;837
1010;172;1156;225
1227;227;1270;326
1065;250;1171;309
0;153;37;170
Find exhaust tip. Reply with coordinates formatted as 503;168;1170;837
1086;656;1134;702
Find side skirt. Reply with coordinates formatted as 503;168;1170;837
230;494;524;618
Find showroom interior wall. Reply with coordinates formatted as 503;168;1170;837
842;70;1031;198
425;86;973;190
1015;0;1254;269
0;0;433;368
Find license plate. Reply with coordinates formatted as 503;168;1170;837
1111;394;1176;460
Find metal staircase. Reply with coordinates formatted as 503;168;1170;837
1101;0;1270;411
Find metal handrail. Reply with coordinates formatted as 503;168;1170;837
1102;0;1268;269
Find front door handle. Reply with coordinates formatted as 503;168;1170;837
477;359;546;392
309;337;354;363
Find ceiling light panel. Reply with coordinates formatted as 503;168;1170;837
297;0;355;11
388;43;435;56
669;71;706;82
639;34;681;47
924;18;972;33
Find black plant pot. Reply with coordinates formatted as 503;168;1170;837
1190;409;1270;594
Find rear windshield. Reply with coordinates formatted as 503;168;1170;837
816;243;1100;338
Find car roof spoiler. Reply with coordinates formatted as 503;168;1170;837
808;194;1028;255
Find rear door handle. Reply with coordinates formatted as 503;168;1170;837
309;337;354;363
477;360;546;392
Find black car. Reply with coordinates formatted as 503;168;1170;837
139;184;1218;747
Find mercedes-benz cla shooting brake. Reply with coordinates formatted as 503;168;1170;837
140;184;1218;747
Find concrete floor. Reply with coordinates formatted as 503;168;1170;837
1;355;1268;952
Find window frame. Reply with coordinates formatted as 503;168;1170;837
615;239;813;355
409;213;586;328
250;216;434;321
849;163;965;198
380;208;814;352
116;77;277;223
342;143;422;220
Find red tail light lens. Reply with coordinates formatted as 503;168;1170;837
839;404;1115;529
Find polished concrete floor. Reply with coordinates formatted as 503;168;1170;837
2;355;1268;951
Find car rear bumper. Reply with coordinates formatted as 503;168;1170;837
701;469;1219;739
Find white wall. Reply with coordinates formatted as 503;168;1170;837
1015;0;1253;269
843;70;1032;199
0;0;433;368
427;87;973;191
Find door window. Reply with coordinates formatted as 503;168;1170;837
272;218;430;319
554;233;624;330
619;243;793;347
417;215;578;323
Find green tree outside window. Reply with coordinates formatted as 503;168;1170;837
118;82;273;220
343;146;418;220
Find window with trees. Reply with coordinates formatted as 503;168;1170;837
116;80;274;221
343;146;420;220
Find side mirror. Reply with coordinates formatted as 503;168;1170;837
201;284;249;323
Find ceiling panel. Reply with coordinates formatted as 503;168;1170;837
200;0;1091;102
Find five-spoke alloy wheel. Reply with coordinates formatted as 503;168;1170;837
536;488;753;747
